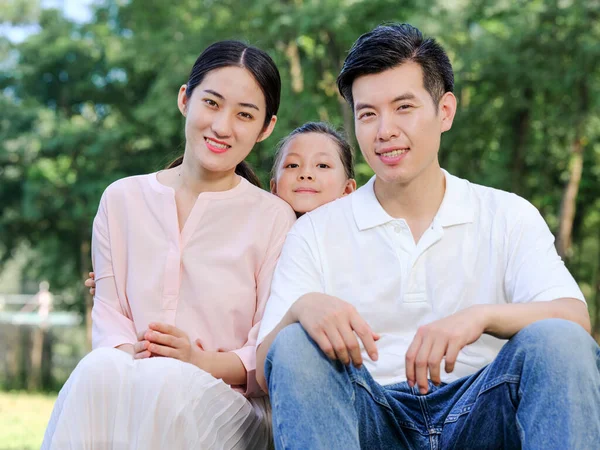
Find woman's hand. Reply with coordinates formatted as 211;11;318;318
84;272;96;296
134;322;203;366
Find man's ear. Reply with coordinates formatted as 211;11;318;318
177;85;188;117
439;92;457;133
257;115;277;143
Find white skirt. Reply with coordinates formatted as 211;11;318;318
42;347;273;450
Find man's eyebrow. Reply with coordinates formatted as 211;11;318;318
203;90;260;111
355;102;374;112
355;93;418;112
392;93;417;102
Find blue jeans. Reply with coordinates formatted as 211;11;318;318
265;319;600;449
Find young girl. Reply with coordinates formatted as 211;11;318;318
47;78;357;450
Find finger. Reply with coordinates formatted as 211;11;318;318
148;343;177;358
351;317;378;362
310;331;337;360
90;272;95;279
134;340;149;354
444;341;462;374
324;326;350;365
415;337;434;394
145;330;178;348
149;322;184;338
339;325;363;367
137;329;148;342
90;288;95;296
134;350;151;359
428;339;448;386
405;333;423;388
84;278;93;287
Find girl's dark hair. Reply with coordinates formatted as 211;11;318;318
271;122;355;180
168;40;282;188
337;23;454;110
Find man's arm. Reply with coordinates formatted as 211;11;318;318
405;197;589;394
256;293;380;393
482;297;590;337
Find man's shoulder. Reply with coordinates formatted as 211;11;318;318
462;176;535;217
291;194;354;235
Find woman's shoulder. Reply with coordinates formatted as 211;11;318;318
242;182;296;220
102;173;156;199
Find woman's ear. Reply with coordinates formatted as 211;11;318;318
177;85;188;117
342;179;357;196
257;115;278;143
270;179;277;195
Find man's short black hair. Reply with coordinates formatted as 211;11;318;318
337;24;454;110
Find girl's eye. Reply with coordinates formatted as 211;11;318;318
239;112;254;120
204;98;218;107
284;163;299;169
317;164;330;169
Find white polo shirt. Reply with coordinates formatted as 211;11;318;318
257;170;585;386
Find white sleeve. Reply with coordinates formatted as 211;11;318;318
504;197;585;304
257;217;324;345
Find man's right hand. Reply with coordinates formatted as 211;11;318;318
290;293;379;367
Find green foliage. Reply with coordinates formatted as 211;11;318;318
1;0;599;334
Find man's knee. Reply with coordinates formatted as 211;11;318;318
266;323;338;386
511;319;596;368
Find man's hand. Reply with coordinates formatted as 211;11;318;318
291;293;380;367
133;322;203;366
405;306;487;394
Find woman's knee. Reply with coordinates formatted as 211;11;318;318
74;347;131;384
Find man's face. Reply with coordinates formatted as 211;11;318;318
352;62;454;186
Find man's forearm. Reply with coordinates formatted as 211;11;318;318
482;298;591;339
256;308;298;392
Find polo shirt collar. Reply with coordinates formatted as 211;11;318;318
352;169;474;231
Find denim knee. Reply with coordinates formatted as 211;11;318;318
266;323;338;384
511;318;595;368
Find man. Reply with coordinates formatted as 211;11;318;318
256;24;600;449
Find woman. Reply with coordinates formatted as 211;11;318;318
42;40;296;450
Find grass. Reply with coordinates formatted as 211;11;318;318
0;391;56;450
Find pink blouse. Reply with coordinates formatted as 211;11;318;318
91;173;296;396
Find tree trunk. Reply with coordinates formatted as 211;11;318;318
555;137;584;259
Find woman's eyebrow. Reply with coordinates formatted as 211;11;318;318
203;89;260;111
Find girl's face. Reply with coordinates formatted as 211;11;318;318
271;132;356;214
178;66;276;175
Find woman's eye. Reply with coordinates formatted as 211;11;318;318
239;112;254;120
285;163;299;169
317;164;330;169
204;98;218;107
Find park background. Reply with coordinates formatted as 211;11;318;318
1;0;599;448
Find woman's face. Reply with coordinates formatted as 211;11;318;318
271;132;356;214
178;66;276;174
